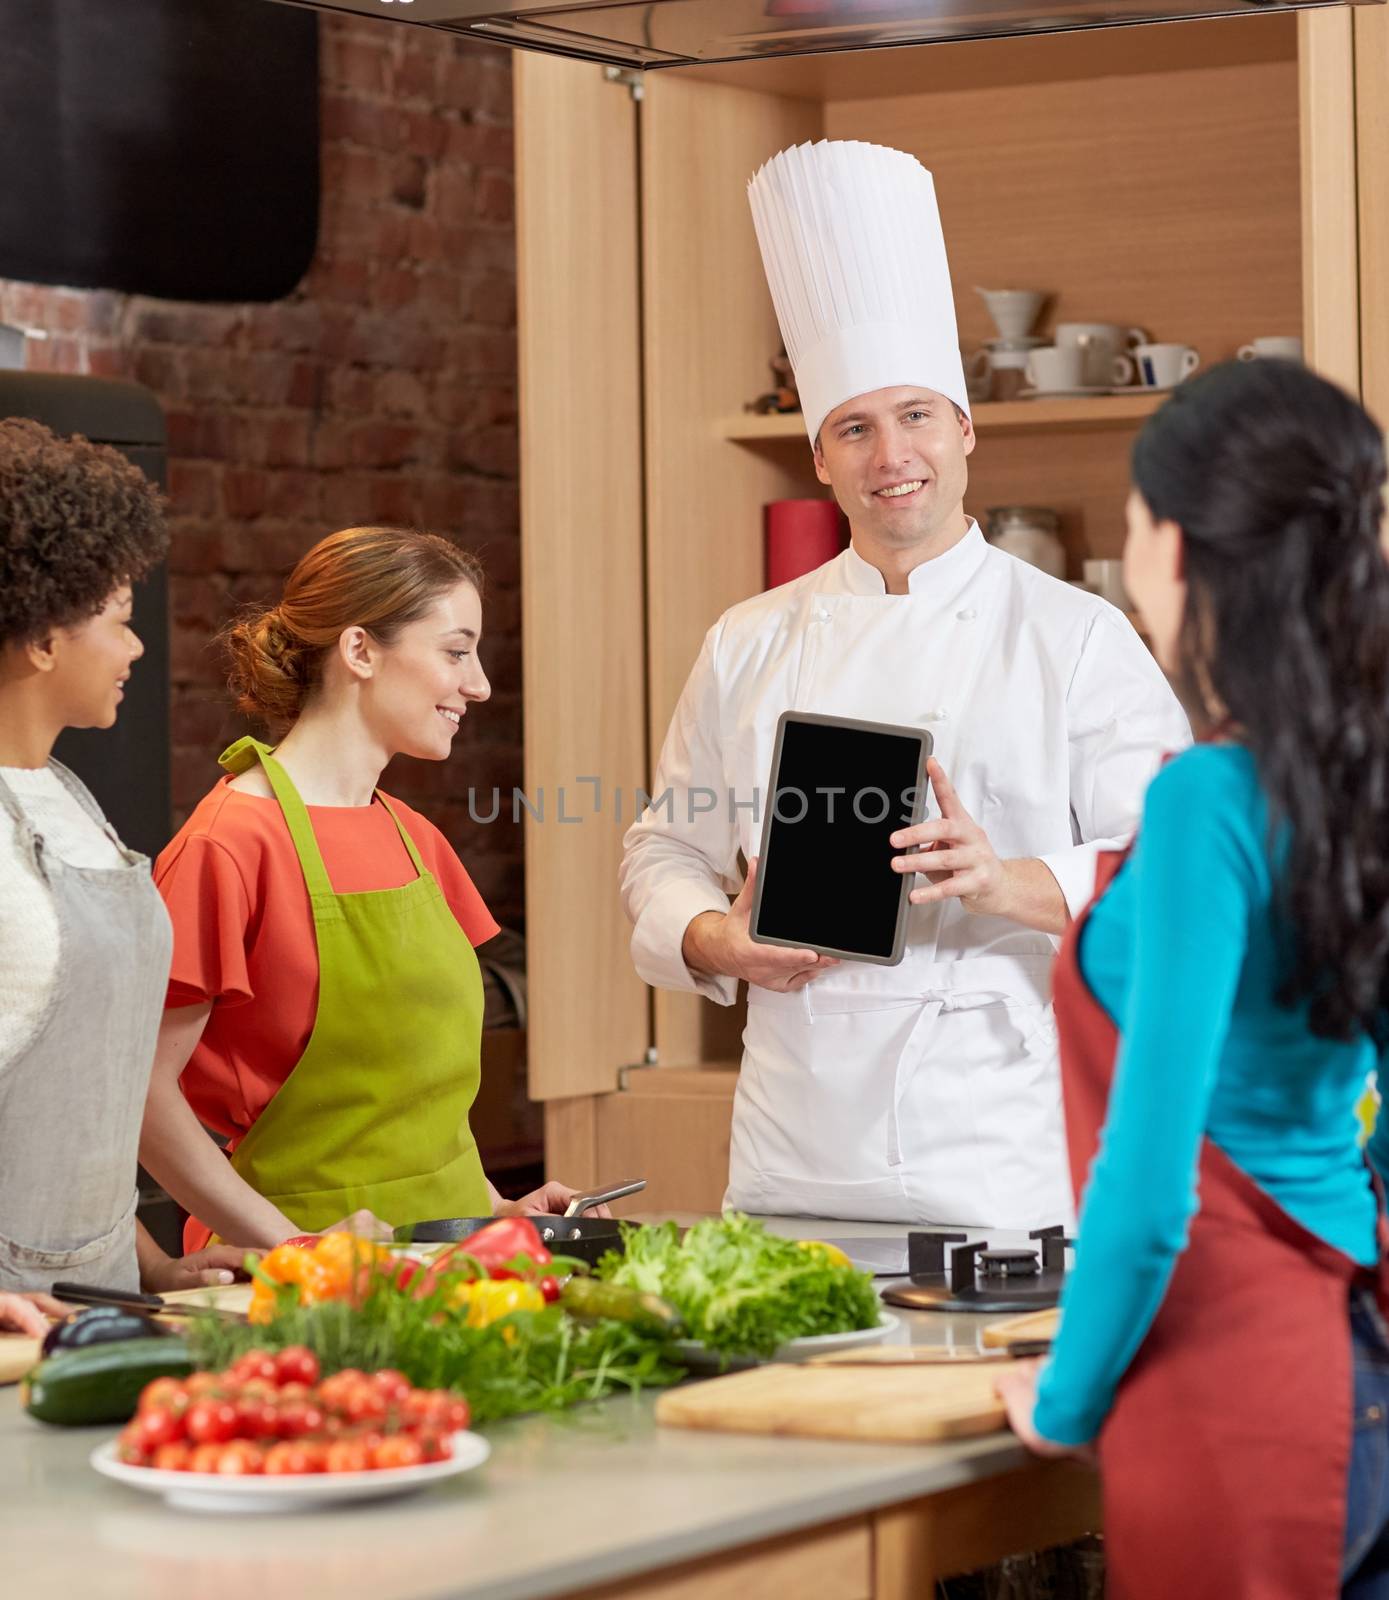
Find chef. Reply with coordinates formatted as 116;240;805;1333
619;139;1190;1229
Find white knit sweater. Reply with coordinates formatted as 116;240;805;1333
0;767;126;1076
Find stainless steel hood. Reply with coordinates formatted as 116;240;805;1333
278;0;1374;70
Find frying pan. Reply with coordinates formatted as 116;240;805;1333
393;1179;646;1269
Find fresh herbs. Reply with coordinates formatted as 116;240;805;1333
188;1272;682;1426
596;1214;882;1359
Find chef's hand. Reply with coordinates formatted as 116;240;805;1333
496;1182;612;1218
994;1360;1097;1464
683;857;839;993
142;1244;261;1294
890;760;1009;914
0;1291;65;1337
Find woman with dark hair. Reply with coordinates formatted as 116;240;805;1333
997;358;1389;1597
139;525;599;1252
0;419;245;1335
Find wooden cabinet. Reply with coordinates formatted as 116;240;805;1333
515;10;1388;1209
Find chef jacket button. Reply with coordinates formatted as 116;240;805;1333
956;607;977;621
816;607;831;622
926;708;949;722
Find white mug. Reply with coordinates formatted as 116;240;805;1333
1134;343;1199;389
1055;323;1148;388
1083;558;1130;609
1237;335;1303;363
1025;344;1086;393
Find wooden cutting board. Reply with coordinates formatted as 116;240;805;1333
981;1308;1060;1349
156;1283;255;1316
655;1360;1012;1443
0;1335;42;1387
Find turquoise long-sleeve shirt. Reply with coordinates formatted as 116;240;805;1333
1032;743;1389;1447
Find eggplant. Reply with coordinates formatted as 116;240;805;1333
41;1304;168;1359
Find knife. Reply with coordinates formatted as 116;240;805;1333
51;1282;248;1323
805;1338;1053;1366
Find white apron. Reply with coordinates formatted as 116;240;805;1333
621;527;1189;1229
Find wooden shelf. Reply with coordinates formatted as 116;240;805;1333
720;392;1164;444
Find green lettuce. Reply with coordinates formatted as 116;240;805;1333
597;1214;882;1359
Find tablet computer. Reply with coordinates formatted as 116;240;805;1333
749;711;933;967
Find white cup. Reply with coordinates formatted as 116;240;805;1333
1025;344;1086;394
1134;343;1199;389
1055;323;1148;388
976;287;1046;341
1083;558;1130;609
1237;335;1303;363
0;324;22;372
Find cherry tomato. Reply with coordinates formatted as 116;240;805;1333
401;1389;447;1428
183;1372;226;1398
538;1276;561;1304
133;1405;184;1452
372;1435;424;1470
443;1396;471;1432
318;1368;366;1407
277;1400;326;1439
276;1381;311;1404
369;1368;411;1403
341;1383;387;1424
415;1429;452;1463
273;1345;320;1388
229;1351;279;1386
263;1441;324;1475
234;1395;282;1442
189;1442;226;1474
139;1377;188;1416
185;1398;239;1445
116;1424;149;1467
215;1441;266;1476
152;1442;193;1472
323;1438;371;1473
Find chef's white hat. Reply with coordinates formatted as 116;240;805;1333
747;139;970;444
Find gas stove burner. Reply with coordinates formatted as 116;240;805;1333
881;1225;1075;1314
977;1248;1039;1278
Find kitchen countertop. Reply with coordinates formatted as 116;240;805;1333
0;1214;1054;1600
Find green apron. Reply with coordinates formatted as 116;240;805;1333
220;738;490;1232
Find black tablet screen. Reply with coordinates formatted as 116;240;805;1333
753;717;926;961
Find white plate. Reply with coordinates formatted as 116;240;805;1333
91;1430;490;1514
669;1313;901;1373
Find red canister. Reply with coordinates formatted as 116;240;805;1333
764;499;847;590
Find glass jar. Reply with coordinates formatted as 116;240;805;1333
984;505;1067;579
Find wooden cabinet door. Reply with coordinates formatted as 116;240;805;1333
515;55;651;1103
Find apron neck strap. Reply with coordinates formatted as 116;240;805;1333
217;737;426;893
219;737;334;899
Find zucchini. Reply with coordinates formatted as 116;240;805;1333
23;1337;195;1427
560;1276;684;1338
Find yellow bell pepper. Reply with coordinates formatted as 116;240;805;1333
797;1239;853;1270
451;1277;545;1329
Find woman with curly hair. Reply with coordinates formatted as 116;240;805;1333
0;418;246;1337
996;359;1389;1596
139;525;600;1252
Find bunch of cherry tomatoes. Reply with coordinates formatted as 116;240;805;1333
116;1346;471;1476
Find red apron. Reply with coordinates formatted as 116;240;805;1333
1053;847;1389;1600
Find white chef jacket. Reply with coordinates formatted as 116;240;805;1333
620;524;1190;1229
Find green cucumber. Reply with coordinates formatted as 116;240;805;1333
560;1276;684;1338
23;1337;195;1427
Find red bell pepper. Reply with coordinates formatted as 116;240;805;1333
459;1216;553;1279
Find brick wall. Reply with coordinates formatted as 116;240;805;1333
0;16;525;930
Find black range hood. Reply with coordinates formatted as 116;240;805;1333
270;0;1377;71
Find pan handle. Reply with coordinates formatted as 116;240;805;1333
563;1179;647;1218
